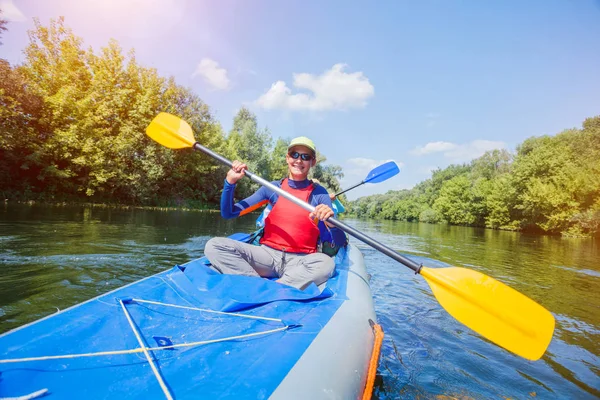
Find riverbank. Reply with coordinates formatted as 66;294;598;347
344;211;599;239
2;199;220;213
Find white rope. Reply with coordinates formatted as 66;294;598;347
0;388;48;400
0;326;288;364
133;298;283;322
119;299;173;400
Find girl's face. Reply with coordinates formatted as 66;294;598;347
286;145;315;180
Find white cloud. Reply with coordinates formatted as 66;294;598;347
0;0;26;21
255;63;374;111
411;141;457;155
411;140;505;162
192;58;231;90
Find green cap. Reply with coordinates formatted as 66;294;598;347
288;136;316;154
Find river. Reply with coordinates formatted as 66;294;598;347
0;204;598;399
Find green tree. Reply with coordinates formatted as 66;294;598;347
0;60;44;197
154;78;226;205
225;107;272;198
311;162;344;194
420;164;471;206
471;149;512;180
5;17;227;206
510;122;600;234
347;117;599;237
485;174;518;230
433;174;478;225
269;138;290;180
19;17;92;196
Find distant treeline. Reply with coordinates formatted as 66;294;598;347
0;17;345;207
349;116;600;237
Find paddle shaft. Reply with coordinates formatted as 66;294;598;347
193;142;423;273
334;181;364;197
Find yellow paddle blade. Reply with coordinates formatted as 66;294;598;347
146;112;196;149
420;266;554;361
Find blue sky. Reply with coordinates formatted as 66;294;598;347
1;0;599;200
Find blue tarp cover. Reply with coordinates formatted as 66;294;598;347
0;245;349;399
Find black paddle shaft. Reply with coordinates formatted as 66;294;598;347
193;142;423;274
335;181;364;197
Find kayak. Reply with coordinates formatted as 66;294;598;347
0;232;382;399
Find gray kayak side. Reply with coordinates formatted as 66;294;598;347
270;242;378;400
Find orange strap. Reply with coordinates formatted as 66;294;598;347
362;320;384;400
239;199;269;216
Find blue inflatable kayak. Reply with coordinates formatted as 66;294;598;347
0;233;381;399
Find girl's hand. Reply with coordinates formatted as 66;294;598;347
226;160;247;184
310;204;334;226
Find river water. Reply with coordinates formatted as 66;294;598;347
0;204;598;399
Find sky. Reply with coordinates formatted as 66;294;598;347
1;0;599;200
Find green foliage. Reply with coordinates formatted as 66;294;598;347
349;116;600;237
311;163;344;194
510;122;600;234
418;164;471;206
419;207;441;224
433;174;479;225
0;59;45;194
0;18;220;205
307;151;344;197
485;174;517;229
0;18;344;208
269;138;290;179
470;149;512;180
225;107;273;198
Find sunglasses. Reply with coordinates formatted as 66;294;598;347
288;151;314;161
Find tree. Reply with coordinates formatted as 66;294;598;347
485;174;518;230
347;117;599;236
19;17;92;196
510;125;599;234
0;60;44;196
471;149;512;180
311;163;344;194
419;163;471;206
433;174;478;225
3;17;227;206
225;107;272;198
269;138;290;180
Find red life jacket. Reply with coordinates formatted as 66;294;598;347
260;178;320;253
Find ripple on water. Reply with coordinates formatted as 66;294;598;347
555;265;600;278
0;235;19;242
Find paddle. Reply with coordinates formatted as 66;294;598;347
335;161;400;197
146;112;555;361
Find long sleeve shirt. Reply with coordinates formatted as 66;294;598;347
220;179;347;246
